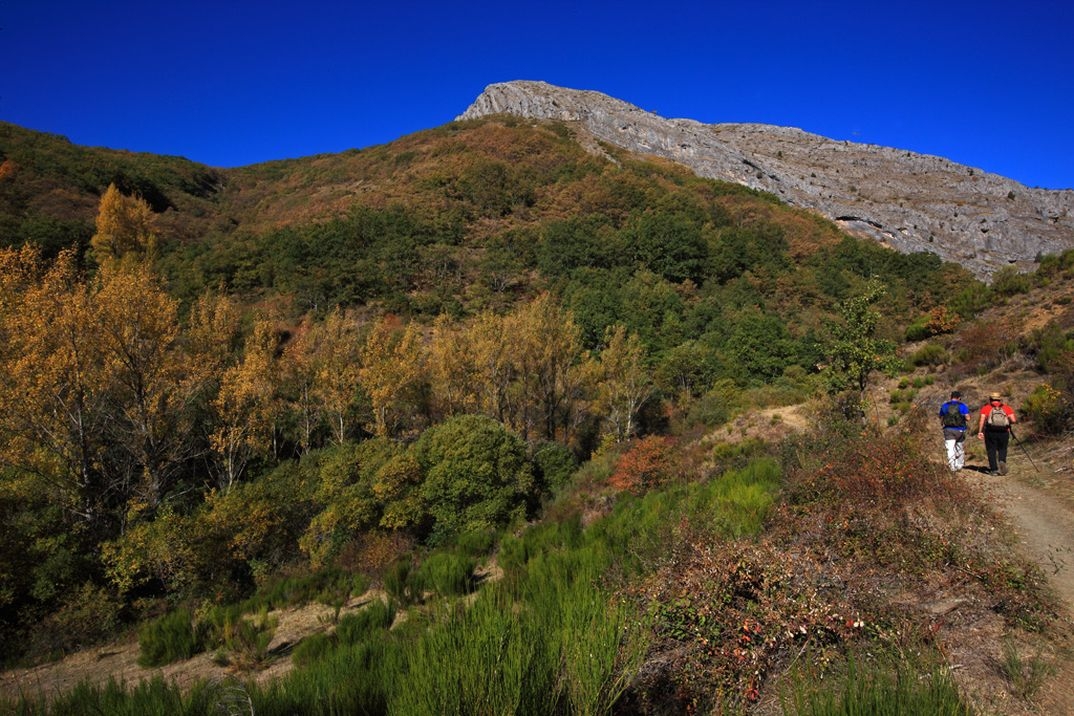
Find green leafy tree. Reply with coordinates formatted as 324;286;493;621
300;441;397;567
414;415;535;543
822;280;899;412
725;311;799;385
625;210;709;284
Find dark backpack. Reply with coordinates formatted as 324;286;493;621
987;405;1010;428
941;402;966;428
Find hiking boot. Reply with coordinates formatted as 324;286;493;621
999;461;1008;476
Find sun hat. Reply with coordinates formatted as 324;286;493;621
989;392;1001;401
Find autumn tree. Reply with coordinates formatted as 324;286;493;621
211;318;283;489
504;292;586;442
90;183;158;268
0;247;109;526
427;297;589;444
427;310;517;433
358;316;427;438
1;247;200;529
463;311;515;425
182;288;243;405
94;262;188;513
281;316;321;452
593;324;654;442
307;308;365;445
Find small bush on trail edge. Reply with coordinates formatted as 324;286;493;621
783;414;957;510
336;599;394;646
413;551;476;598
137;608;203;667
217;607;278;670
909;342;950;367
1021;383;1072;436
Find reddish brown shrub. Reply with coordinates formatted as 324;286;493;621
607;435;676;494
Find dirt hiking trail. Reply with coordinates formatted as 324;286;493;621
963;438;1074;715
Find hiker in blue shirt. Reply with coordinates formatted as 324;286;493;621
938;390;970;471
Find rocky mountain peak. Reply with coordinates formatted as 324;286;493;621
459;81;1074;280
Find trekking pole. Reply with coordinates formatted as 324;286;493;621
1008;427;1042;473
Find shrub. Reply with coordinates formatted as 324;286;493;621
991;266;1032;297
909;342;950;367
218;607;277;670
685;380;743;428
413;552;476;598
138;608;203;667
1021;383;1071;436
998;637;1055;700
784;657;971;715
383;557;418;606
453;528;497;559
905;306;961;341
291;631;334;668
414;415;536;543
532;440;577;494
30;582;123;656
708;438;767;475
608;435;676;494
953;320;1021;373
336;598;395;646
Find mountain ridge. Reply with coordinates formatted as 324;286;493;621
459;80;1074;280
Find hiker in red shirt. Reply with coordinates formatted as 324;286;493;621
977;391;1016;475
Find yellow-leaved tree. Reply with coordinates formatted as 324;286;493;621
90;183;158;268
0;247;107;524
593;324;653;442
504;292;586;442
211;318;283;489
358;315;427;438
308;308;365;445
427;313;484;419
182;288;243;402
94;262;186;513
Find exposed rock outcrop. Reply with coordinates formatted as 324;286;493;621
459;81;1074;280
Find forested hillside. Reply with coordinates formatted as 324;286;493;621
3;116;1071;713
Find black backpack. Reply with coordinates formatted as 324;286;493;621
941;401;966;428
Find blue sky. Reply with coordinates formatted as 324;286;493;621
4;0;1073;189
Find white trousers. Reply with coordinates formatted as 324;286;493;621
944;430;966;471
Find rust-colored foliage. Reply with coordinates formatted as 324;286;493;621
952;317;1022;373
789;420;955;511
629;540;863;712
336;531;415;578
924;305;961;335
607;435;676;494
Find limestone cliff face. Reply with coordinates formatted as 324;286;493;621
459;81;1074;280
